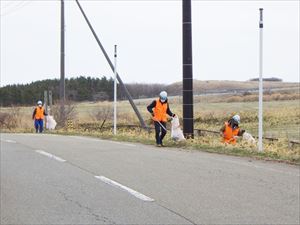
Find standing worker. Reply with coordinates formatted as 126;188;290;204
220;114;245;144
32;100;47;133
147;91;175;147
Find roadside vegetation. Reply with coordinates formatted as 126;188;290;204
1;82;299;164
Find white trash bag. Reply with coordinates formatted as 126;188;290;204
46;115;57;130
171;116;185;141
242;132;256;144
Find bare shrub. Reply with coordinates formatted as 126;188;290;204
90;106;112;122
0;106;21;130
0;112;11;129
89;106;112;129
52;101;77;128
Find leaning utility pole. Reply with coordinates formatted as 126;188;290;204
75;0;147;129
182;0;194;138
60;0;65;102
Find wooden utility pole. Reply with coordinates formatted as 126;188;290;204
60;0;66;124
182;0;194;138
60;0;65;102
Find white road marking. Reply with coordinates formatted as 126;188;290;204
70;136;136;147
70;136;102;142
95;176;154;202
2;139;17;143
35;150;66;162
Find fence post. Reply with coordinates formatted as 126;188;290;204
44;90;48;129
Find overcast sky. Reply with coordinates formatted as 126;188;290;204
0;0;299;86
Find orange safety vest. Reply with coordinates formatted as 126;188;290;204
35;107;45;120
222;122;240;144
153;99;168;122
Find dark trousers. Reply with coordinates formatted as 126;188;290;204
34;119;44;133
154;121;167;144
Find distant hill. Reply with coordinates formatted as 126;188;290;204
0;77;298;106
248;77;282;82
166;80;299;96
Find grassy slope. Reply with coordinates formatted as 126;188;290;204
168;80;299;94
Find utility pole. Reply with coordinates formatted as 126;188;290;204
258;8;264;152
75;0;147;129
113;45;117;135
182;0;194;138
44;90;48;113
60;0;65;102
60;0;66;123
49;90;53;115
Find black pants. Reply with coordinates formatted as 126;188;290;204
154;121;167;144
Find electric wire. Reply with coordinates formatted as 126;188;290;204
0;0;32;17
1;1;18;10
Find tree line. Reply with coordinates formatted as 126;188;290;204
0;76;167;106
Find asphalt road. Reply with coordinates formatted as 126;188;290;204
1;133;299;224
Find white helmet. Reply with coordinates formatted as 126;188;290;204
232;114;240;124
159;91;168;102
37;100;42;106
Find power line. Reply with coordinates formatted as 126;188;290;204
1;1;18;10
1;1;27;16
0;1;32;17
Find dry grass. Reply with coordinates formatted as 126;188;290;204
2;98;298;139
49;127;300;164
1;96;299;163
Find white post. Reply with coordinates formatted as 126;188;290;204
258;8;264;152
113;45;117;135
44;90;48;129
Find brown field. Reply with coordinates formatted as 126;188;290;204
168;80;299;95
1;83;299;163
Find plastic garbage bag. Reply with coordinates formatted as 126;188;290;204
171;116;185;141
46;115;57;130
242;132;256;144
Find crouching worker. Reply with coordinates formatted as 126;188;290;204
32;100;47;133
147;91;175;147
220;114;245;144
